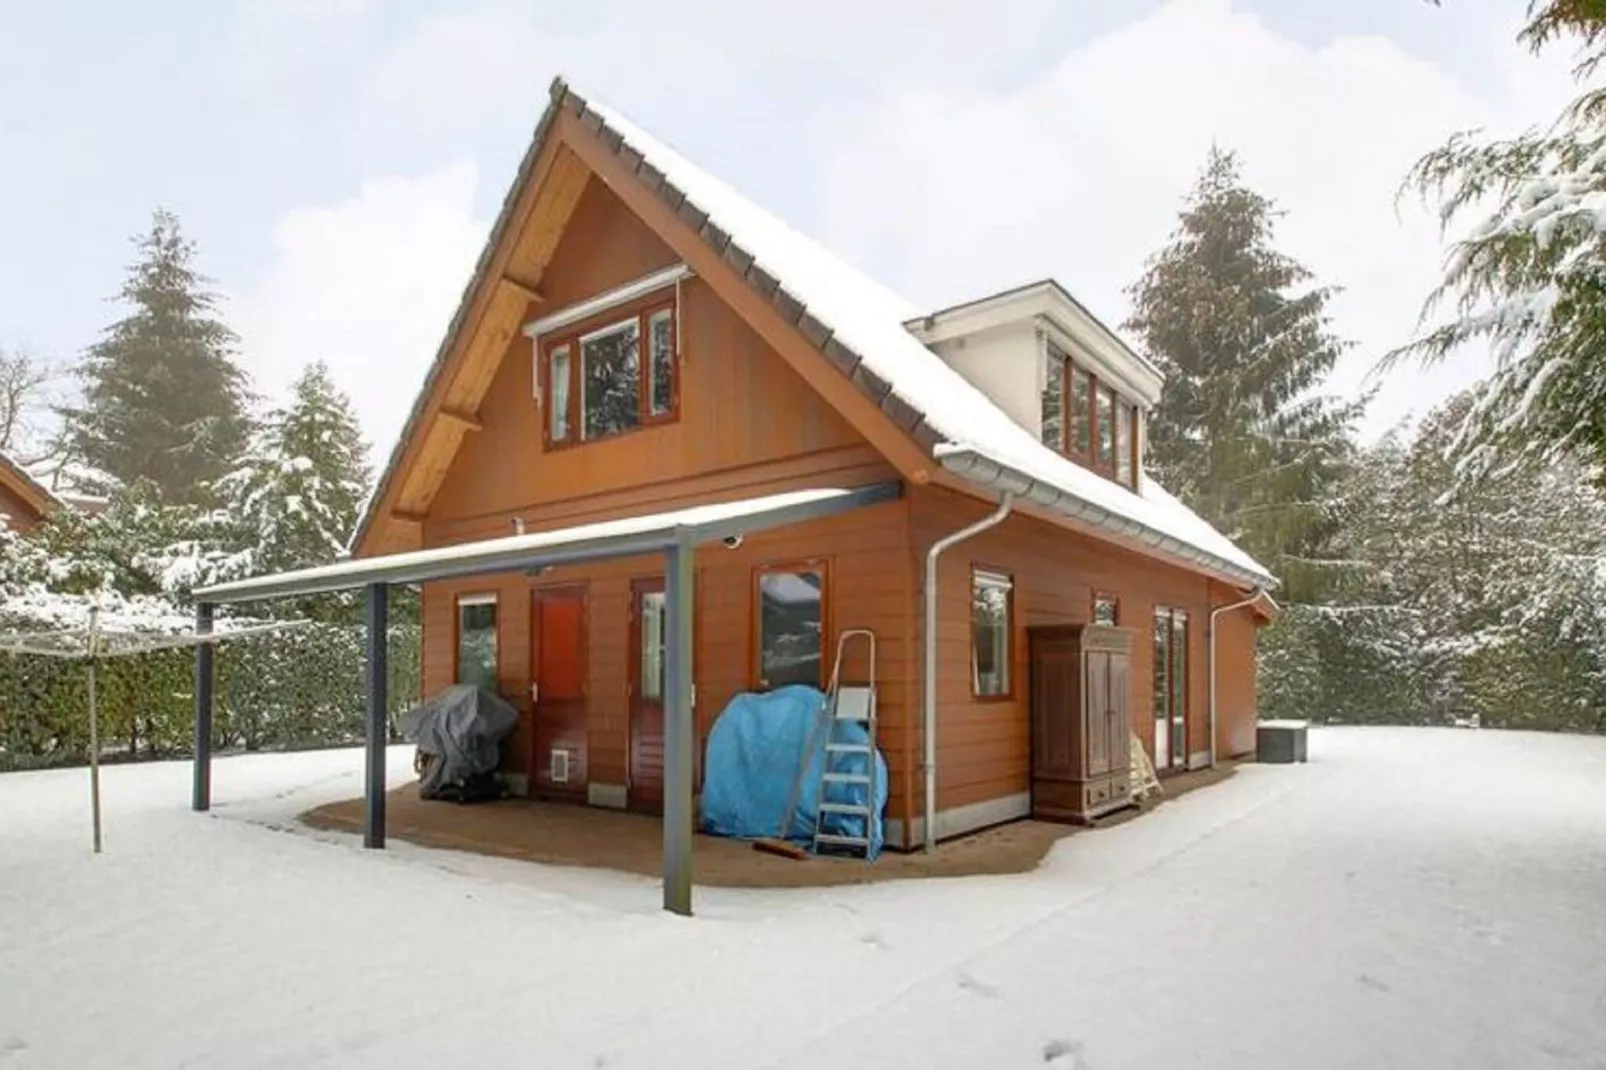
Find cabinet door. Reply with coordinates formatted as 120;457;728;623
1085;651;1110;776
1107;652;1132;775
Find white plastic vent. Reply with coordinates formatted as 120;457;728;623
549;748;571;784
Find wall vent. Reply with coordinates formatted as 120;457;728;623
549;748;571;784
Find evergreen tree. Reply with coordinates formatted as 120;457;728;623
1394;1;1606;484
1261;390;1606;735
216;360;370;577
62;209;251;504
1125;148;1361;600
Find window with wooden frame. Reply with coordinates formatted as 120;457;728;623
455;593;499;692
1095;384;1116;471
1041;344;1140;490
538;291;678;448
1152;606;1189;772
754;562;827;690
1092;591;1120;626
971;567;1013;699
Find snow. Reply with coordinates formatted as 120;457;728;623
0;589;198;633
198;486;869;601
571;96;1273;587
4;727;1603;1068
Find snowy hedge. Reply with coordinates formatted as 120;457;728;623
0;623;420;772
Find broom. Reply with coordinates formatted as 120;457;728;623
752;703;831;860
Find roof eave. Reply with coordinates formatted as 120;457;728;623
0;452;64;518
937;448;1277;591
348;77;573;557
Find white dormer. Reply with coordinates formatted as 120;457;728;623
905;280;1163;493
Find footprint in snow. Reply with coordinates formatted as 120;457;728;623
957;972;1000;999
859;930;888;950
1042;1038;1084;1067
1358;973;1391;993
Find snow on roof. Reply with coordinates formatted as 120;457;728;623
586;96;1275;588
0;448;63;516
205;485;896;603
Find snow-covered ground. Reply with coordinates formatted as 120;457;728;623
2;727;1604;1069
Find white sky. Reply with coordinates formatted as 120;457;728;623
0;0;1579;463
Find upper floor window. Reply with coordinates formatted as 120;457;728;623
1040;353;1063;450
1041;344;1139;491
540;294;678;449
1092;591;1119;626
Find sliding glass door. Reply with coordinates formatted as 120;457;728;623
1152;607;1189;771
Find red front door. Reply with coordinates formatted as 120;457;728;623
531;586;587;797
629;578;666;812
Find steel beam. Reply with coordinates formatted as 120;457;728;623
364;583;389;849
661;539;695;915
194;483;901;606
192;602;215;812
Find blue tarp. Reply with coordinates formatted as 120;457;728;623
700;684;888;857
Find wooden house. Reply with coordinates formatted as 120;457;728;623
336;78;1276;850
0;450;62;535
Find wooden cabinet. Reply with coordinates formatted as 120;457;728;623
1029;624;1134;823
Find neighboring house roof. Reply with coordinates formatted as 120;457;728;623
24;455;111;513
354;78;1275;590
0;449;64;527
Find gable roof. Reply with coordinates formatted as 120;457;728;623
0;449;63;528
354;78;1275;590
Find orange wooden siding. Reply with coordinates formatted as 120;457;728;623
420;495;913;818
428;180;869;526
909;485;1261;824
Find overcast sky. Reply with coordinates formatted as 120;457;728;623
0;0;1579;462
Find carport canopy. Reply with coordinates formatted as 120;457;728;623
189;482;901;916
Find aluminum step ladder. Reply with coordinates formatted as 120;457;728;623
812;628;878;858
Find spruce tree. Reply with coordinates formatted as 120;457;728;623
1393;1;1606;484
1125;148;1360;599
63;209;251;503
217;360;371;577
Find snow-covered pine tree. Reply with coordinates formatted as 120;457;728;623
1124;148;1361;601
1262;388;1606;734
61;209;251;504
217;360;371;578
1393;1;1606;484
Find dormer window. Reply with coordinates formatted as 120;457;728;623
906;280;1161;491
1042;343;1140;491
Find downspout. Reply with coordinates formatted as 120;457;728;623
1208;587;1265;767
923;492;1014;852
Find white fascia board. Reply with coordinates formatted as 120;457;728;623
522;263;693;340
907;281;1163;408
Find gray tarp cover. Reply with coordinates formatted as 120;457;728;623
397;685;519;798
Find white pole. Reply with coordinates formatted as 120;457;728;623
87;604;103;855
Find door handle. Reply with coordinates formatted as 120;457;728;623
530;682;539;704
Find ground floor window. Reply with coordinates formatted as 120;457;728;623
971;567;1013;698
639;587;666;702
755;563;826;689
456;594;499;691
1153;606;1189;770
1092;591;1119;626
